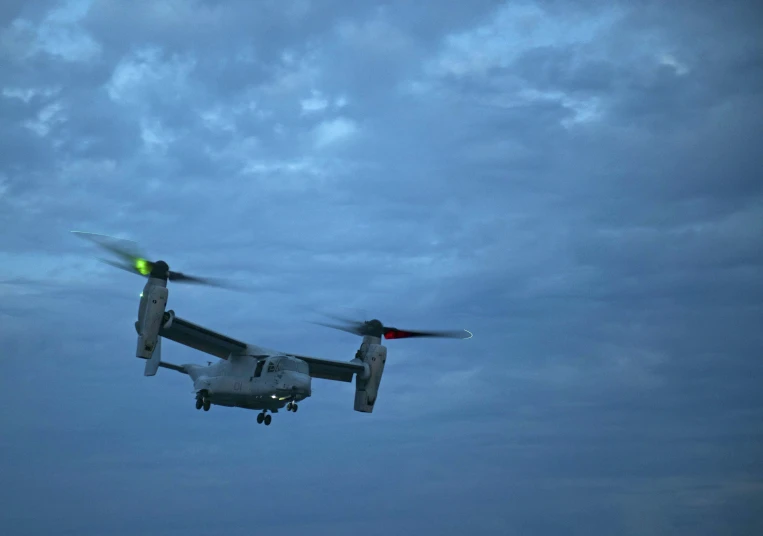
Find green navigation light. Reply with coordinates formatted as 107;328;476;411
135;258;151;275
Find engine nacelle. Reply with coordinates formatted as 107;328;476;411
134;310;174;335
136;284;168;359
354;343;387;413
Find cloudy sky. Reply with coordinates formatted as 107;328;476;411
1;1;762;534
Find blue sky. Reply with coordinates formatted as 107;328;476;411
1;1;762;534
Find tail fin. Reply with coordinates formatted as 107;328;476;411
354;342;387;413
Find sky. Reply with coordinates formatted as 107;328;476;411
1;0;762;534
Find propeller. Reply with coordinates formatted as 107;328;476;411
313;314;472;340
71;231;230;287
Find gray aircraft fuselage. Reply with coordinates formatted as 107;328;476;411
186;355;312;412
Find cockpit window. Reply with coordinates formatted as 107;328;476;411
269;357;308;374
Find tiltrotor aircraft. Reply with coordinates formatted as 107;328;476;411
74;232;471;426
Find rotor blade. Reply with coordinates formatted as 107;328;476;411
168;270;240;289
312;318;472;340
305;309;364;325
71;231;144;260
383;327;472;340
74;231;244;289
97;258;152;277
72;231;154;275
169;271;209;283
309;320;367;337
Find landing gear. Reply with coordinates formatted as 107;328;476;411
257;411;272;426
196;392;211;411
287;402;299;412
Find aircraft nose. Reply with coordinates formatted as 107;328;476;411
282;374;311;398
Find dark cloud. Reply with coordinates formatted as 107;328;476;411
1;1;762;535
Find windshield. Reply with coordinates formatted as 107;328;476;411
275;357;309;374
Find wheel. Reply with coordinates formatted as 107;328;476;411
203;398;211;411
287;402;293;411
293;403;298;412
257;413;264;424
264;414;272;426
195;398;202;410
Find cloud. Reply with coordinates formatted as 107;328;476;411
300;90;329;114
426;2;623;78
6;0;102;63
105;46;197;107
313;116;358;147
23;99;66;136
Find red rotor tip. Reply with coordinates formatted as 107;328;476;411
383;329;413;340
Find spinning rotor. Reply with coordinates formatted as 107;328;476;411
71;231;228;287
313;315;472;340
73;231;472;342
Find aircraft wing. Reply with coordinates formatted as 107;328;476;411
151;310;364;380
158;312;248;359
287;354;366;383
